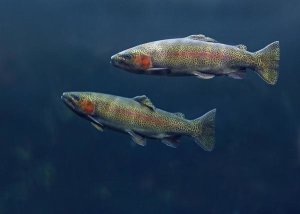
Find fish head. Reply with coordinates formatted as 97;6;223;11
111;47;153;72
61;92;97;117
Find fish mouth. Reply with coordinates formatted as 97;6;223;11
111;54;131;68
61;92;77;110
110;54;117;65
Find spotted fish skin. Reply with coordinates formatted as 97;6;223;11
111;34;280;85
61;92;216;151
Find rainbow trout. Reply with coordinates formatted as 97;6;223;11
61;92;216;151
111;34;280;85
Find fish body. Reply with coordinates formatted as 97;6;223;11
62;92;216;151
111;34;280;84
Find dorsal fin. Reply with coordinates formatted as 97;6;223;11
186;34;217;43
133;95;156;111
236;44;247;50
174;112;185;118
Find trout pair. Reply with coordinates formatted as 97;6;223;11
62;34;280;151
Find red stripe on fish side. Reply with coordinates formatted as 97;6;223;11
114;107;167;126
170;51;228;60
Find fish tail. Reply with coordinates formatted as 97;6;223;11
191;109;216;151
253;41;280;85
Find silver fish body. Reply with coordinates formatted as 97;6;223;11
62;92;216;151
111;34;280;84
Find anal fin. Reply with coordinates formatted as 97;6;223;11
162;136;180;148
227;69;246;79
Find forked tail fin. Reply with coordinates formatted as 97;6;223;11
253;41;280;85
192;109;216;151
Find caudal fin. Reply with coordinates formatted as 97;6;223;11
254;41;280;85
192;109;216;151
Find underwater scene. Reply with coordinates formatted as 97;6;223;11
0;0;299;213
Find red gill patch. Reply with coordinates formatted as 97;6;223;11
134;54;152;70
80;100;95;114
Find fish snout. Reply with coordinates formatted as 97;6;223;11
61;92;70;104
61;92;68;101
110;54;124;67
61;92;80;110
111;52;135;70
110;54;118;66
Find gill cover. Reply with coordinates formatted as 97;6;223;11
133;54;152;70
79;99;95;114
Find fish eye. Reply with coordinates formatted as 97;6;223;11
71;94;80;101
122;54;132;60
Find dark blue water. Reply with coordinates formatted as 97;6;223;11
0;0;299;213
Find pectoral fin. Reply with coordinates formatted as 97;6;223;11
146;68;169;71
133;95;156;111
128;131;147;146
91;122;104;131
186;34;218;43
162;136;181;148
88;116;104;131
192;71;215;79
146;68;172;75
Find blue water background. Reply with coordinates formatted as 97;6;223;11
0;0;299;213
